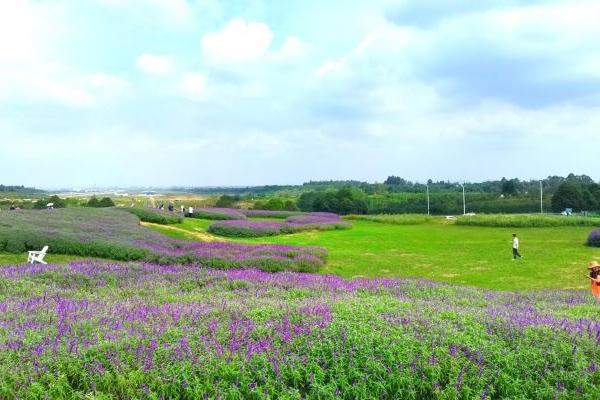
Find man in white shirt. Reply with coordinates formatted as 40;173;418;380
188;206;194;217
512;233;522;260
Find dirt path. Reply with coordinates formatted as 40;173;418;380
141;222;226;242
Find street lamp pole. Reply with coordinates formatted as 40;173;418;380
458;183;466;215
540;180;543;214
426;183;430;215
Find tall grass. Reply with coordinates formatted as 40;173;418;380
345;214;436;225
456;214;600;228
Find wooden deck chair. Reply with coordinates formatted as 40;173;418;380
27;246;49;264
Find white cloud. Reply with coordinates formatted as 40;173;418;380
315;59;348;78
181;72;208;100
137;54;174;76
275;36;310;60
202;18;273;63
0;0;65;63
99;0;193;25
90;73;130;92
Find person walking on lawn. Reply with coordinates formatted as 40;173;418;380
512;233;522;260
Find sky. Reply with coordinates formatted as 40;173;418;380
1;0;599;188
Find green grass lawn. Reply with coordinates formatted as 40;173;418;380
159;217;600;290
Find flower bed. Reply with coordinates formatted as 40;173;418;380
208;212;351;238
242;210;302;219
1;261;599;398
0;208;325;272
189;208;247;220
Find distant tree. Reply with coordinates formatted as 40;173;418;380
215;195;237;208
283;200;299;211
86;196;114;207
97;197;115;207
384;176;409;186
551;181;584;212
87;196;99;207
264;198;285;210
501;178;519;196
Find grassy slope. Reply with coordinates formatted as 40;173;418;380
169;218;600;290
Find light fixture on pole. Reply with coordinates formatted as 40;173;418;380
457;183;466;215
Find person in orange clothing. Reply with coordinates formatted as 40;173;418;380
588;261;600;298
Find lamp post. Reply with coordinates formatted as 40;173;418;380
457;183;466;215
540;180;543;214
426;183;430;215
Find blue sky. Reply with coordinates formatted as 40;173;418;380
1;0;599;188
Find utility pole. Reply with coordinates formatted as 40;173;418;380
457;183;466;215
540;180;543;214
426;183;430;215
462;184;466;215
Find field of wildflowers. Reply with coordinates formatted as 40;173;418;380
1;260;599;399
208;212;351;238
0;208;325;272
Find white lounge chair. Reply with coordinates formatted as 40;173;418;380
27;246;49;264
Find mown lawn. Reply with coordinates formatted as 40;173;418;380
164;218;600;291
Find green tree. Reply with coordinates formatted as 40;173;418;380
551;181;584;212
215;195;237;208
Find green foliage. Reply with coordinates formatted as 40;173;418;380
299;188;368;215
215;195;239;208
122;208;183;224
346;214;436;225
552;181;585;212
456;214;600;228
252;198;298;211
87;196;115;208
33;195;67;209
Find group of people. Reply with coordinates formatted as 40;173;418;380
155;203;195;217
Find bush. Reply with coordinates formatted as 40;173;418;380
121;208;183;224
87;196;115;207
33;195;67;209
588;229;600;247
215;195;238;208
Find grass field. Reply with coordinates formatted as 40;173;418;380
143;217;600;290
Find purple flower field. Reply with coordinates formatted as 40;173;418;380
0;260;599;398
208;211;351;237
0;208;326;271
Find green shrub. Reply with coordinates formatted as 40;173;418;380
121;208;183;224
33;195;67;209
87;197;115;208
456;214;600;228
